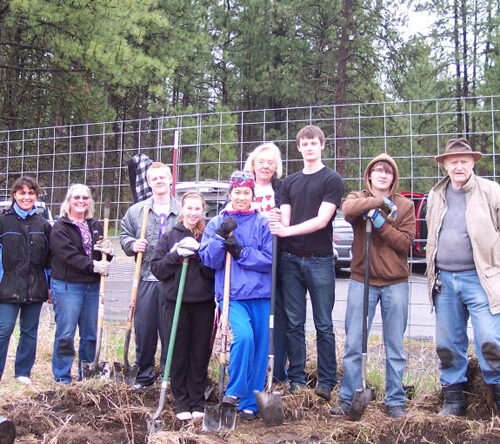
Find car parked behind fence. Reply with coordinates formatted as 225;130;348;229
175;180;229;218
401;191;428;264
332;209;353;270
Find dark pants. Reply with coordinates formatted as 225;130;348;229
134;280;167;385
165;299;215;413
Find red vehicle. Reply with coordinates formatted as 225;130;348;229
401;191;428;264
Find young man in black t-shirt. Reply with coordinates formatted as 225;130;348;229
270;125;343;401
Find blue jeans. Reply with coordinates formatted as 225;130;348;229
226;299;270;413
339;280;408;406
280;252;337;388
435;270;500;386
51;279;99;383
0;302;43;380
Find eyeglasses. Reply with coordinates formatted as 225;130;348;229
371;167;393;175
230;170;255;181
72;195;90;201
257;160;275;167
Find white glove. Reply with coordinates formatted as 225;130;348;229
170;242;179;253
94;237;114;256
93;260;110;276
177;247;195;257
178;236;200;252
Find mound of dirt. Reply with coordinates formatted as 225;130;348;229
2;377;500;444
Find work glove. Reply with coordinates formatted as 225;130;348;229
364;209;385;230
94;236;114;256
224;235;242;259
216;216;237;239
93;259;110;276
178;236;200;252
381;196;397;222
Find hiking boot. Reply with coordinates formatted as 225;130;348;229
330;401;351;415
222;395;239;407
289;382;306;394
15;376;31;385
314;384;332;401
386;405;406;418
239;409;257;421
176;411;192;421
437;383;466;416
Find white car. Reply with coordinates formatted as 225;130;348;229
332;209;353;270
174;180;229;218
0;199;54;224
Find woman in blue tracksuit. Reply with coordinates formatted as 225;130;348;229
199;170;272;421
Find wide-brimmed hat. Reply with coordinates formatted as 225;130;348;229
435;138;483;163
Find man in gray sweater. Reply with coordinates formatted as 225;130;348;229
426;138;500;417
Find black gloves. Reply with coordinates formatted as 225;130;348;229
224;235;242;259
216;216;237;239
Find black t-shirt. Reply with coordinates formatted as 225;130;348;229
280;166;343;256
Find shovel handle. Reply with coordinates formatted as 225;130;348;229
93;199;111;366
219;250;232;366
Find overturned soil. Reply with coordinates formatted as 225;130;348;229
2;366;500;444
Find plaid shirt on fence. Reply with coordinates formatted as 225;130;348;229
127;153;153;202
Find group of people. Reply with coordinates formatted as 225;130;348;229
0;125;499;424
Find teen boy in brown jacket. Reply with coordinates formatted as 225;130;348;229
331;153;415;418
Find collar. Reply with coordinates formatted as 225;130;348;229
13;202;37;219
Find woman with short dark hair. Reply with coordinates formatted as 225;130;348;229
0;176;51;384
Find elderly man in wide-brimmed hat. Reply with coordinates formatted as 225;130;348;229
426;138;500;417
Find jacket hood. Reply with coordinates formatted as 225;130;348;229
363;153;400;197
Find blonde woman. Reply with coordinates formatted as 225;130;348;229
50;184;112;383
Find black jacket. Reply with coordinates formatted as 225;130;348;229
50;216;109;283
0;208;51;304
151;222;215;304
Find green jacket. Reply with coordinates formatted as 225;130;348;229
426;172;500;314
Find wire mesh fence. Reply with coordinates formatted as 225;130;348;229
1;95;499;342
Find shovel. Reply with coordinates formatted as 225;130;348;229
254;236;284;426
348;218;374;421
202;251;237;432
111;205;150;384
82;199;111;379
0;416;15;444
147;257;190;434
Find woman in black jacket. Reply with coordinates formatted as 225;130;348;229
50;184;112;384
0;176;51;384
151;191;215;421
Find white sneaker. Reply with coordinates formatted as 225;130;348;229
176;411;192;421
15;376;31;385
191;411;204;419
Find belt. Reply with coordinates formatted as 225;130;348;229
284;251;331;258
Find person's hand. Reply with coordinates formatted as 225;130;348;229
178;236;200;252
364;209;385;229
269;208;282;223
93;260;110;276
132;239;148;253
269;221;289;237
381;196;397;222
94;236;114;256
216;216;237;239
177;246;195;257
224;235;242;259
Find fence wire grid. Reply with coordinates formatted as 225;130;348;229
2;95;500;343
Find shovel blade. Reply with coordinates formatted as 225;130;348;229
220;404;237;431
254;390;284;426
202;403;221;431
82;361;112;380
146;417;162;435
348;387;373;421
110;362;140;385
0;416;16;444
